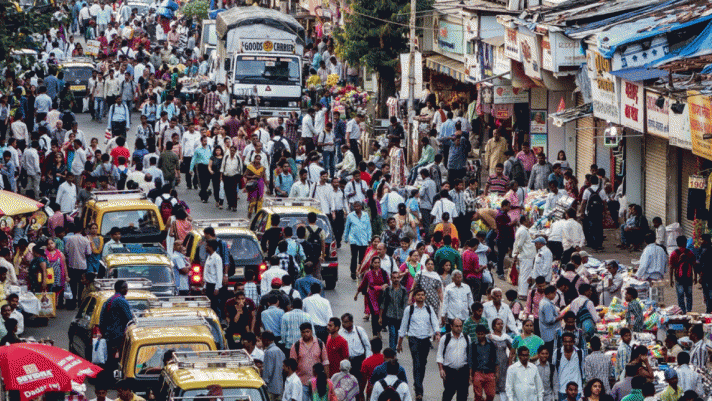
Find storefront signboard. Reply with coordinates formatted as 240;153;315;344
645;91;669;139
687;90;712;160
518;28;541;79
463;14;479;43
504;28;520;61
620;79;644;132
494;46;510;76
542;36;553;72
437;20;464;55
531;133;547;155
669;101;692;149
531;110;547;134
543;32;586;72
588;49;620;123
494;85;529;104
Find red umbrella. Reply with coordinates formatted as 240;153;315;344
0;343;102;401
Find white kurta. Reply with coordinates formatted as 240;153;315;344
506;361;544;401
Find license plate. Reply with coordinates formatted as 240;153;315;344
235;267;245;276
70;85;86;91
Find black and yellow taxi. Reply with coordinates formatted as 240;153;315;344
68;278;156;361
182;219;265;291
103;242;175;297
59;58;95;111
250;198;339;289
115;314;219;393
141;296;227;350
158;350;267;401
80;190;166;247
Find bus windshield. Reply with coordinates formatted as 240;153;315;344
233;55;300;83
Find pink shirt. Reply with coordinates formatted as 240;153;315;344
526;289;545;316
462;249;481;279
290;338;330;385
516;150;537;172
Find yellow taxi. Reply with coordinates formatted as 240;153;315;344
59;58;95;111
250;198;339;289
141;296;227;350
116;315;219;392
158;350;267;401
68;278;156;361
104;252;176;297
79;190;166;248
183;219;265;290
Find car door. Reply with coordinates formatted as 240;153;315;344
70;296;97;359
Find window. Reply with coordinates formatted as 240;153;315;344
198;235;261;264
111;265;173;284
135;343;210;376
100;209;160;236
182;387;266;401
279;215;334;242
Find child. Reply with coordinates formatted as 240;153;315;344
616;327;633;380
652;216;666;248
625;287;644;332
393;237;411;266
642;382;657;401
506;289;524;319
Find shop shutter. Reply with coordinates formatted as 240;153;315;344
576;94;595;183
644;136;667;224
680;150;697;237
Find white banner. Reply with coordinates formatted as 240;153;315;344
645;91;669;139
504;28;520;61
518;28;541;79
494;86;529;104
620;79;644;132
399;52;423;100
669;102;692;149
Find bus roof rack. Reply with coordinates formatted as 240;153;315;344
169;349;255;369
148;296;212;309
92;190;147;202
95;278;153;291
192;219;251;229
263;197;320;207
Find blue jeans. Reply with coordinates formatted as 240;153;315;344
408;336;431;396
676;282;693;314
323;150;335;178
704;283;712;313
302;384;310;401
94;97;104;121
386;317;400;350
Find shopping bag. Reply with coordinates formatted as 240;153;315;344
82;97;90;113
36;292;56;318
92;338;107;364
509;260;519;285
64;286;73;301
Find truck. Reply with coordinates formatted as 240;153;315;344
213;5;305;119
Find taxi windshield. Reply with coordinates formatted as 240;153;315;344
127;299;151;311
199;235;261;263
63;67;93;81
101;210;161;236
279;215;334;242
183;387;265;401
135;343;210;376
112;265;173;283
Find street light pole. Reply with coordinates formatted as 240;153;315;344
407;0;416;164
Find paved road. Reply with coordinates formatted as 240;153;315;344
23;112;710;401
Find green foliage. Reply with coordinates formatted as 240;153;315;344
183;0;209;20
0;2;53;60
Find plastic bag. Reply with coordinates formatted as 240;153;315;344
64;286;73;300
92;338;107;364
36;293;56;318
82;97;90;113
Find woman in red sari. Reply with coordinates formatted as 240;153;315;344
355;256;389;336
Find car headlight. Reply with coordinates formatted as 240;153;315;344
288;101;298;108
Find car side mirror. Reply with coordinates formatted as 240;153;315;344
113;370;122;380
224;59;231;70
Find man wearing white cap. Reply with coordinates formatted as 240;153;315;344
533;237;553;283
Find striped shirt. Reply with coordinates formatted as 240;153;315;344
280;309;314;348
486;174;509;195
691;339;708;369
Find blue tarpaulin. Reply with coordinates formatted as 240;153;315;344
609;67;668;81
652;21;712;67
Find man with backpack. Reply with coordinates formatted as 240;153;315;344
504;149;527;187
397;287;440;400
437;318;470;401
266;126;292;194
579;175;607;250
553;333;584;401
670;235;698;314
369;361;411;401
305;212;326;267
289;322;329;387
261;214;285;259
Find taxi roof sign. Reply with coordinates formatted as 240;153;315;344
192;219;251;229
95;278;153;290
148;296;211;309
263;197;320;208
170;350;256;370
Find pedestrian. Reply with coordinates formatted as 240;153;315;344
304;283;333;343
675;352;703;395
203;239;224;317
584;337;613;394
495;200;515;279
115;379;145;401
437;318;470;401
506;346;544;401
579;175;607;251
369;361;411;401
360;339;384;399
379;272;406;350
289;323;329;397
262;331;286;401
339;312;372;387
344;201;372;280
513;216;536;298
581;379;613;401
669;235;697;314
283;358;303;401
442;271;473;329
535;346;556;401
483;288;519;335
533;237;553;284
281;298;314;351
107;96;130;138
332;359;360;401
99;280;133;368
326;317;350;374
397;287;439;400
553;333;584;401
660;369;683;401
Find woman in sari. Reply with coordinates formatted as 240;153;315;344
86;223;102;275
355;256;389;335
510;319;544;361
411;258;443;315
399;250;421;290
365;189;382;237
308;363;337;401
504;180;523;223
45;238;67;307
245;154;266;219
434;212;459;249
357;236;381;277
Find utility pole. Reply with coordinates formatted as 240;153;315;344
407;0;416;164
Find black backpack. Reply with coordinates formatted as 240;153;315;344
270;136;288;168
586;187;605;216
377;379;404;401
510;159;526;187
305;226;323;262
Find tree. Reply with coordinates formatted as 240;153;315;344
334;0;431;117
0;2;53;62
183;0;209;21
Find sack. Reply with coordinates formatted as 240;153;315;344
36;292;56;318
64;285;74;300
92;337;108;364
38;267;55;286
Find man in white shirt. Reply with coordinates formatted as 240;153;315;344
370;361;411;401
301;108;316;141
398;287;440;399
303;284;332;342
506;347;544;401
56;173;77;213
7;294;24;335
512;217;536;297
346;114;363;164
676;352;703;395
339;312;372;378
307;156;325;185
543;180;564;216
532;237;554;283
431;191;458;225
180;123;201;189
335;145;356;176
282;359;302;401
261;262;289;296
344;172;368;209
314;104;326;135
313;170;334;214
442;271;473;325
22;141;41;197
561;208;586;264
203;239;224;316
636;232;668;281
289;169;312;198
483;288;519;335
436;318;469;401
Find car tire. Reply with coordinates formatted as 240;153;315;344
324;278;336;290
85;338;93;362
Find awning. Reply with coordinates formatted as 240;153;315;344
609;67;668;82
425;55;467;83
549;103;593;127
482;36;505;47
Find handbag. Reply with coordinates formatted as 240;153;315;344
401;214;417;240
38;267;55;286
92;338;108;364
245;180;258;192
36;292;56;318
